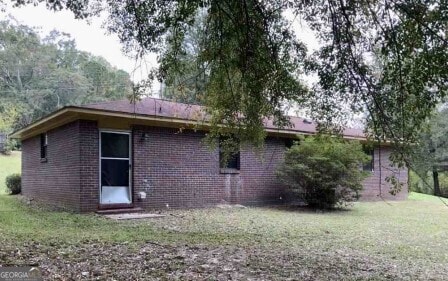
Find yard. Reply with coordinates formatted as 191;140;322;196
0;151;21;194
1;192;448;280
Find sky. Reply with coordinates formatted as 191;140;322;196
1;2;158;89
1;3;319;76
1;2;326;112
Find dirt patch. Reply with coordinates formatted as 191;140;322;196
1;240;445;280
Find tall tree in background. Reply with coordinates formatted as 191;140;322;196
160;10;208;105
5;1;448;165
0;19;133;132
411;108;448;197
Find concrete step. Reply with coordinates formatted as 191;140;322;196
104;213;166;220
96;207;144;215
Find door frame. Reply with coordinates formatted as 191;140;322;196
98;129;133;209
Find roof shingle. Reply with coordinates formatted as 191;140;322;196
83;97;364;138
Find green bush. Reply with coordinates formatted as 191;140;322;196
5;139;20;151
5;173;21;195
277;136;371;209
1;139;20;155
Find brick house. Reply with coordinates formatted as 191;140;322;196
10;98;408;212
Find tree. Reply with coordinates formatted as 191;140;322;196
6;1;448;165
277;136;370;209
160;10;208;105
0;19;133;132
0;101;21;132
410;108;448;197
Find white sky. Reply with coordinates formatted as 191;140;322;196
2;3;319;77
1;2;159;92
2;2;343;119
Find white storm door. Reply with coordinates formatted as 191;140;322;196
100;131;131;205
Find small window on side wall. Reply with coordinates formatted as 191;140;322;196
362;145;374;172
40;133;48;160
219;136;240;171
285;138;295;149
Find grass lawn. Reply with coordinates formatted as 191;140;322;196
0;151;21;194
1;192;448;280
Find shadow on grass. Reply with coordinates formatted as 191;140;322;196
264;202;355;214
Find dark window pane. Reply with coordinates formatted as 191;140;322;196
285;139;295;148
362;146;374;171
219;137;240;170
101;132;129;158
101;159;129;186
40;133;47;159
226;152;240;169
41;146;47;159
219;151;240;169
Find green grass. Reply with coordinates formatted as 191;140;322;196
0;151;21;194
2;151;448;278
1;192;448;279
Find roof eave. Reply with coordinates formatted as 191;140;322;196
9;106;78;139
10;106;369;142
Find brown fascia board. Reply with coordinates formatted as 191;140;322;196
10;105;370;142
9;107;74;139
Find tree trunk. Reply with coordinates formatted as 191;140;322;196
433;168;441;196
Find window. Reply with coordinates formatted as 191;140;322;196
219;137;240;170
284;138;295;149
40;133;48;160
362;145;374;172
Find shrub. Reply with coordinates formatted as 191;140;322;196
6;139;20;151
5;173;21;195
277;136;371;209
1;139;20;155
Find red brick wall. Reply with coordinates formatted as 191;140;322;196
21;120;100;212
22;121;81;211
131;128;409;207
361;146;409;200
133;126;226;209
21;121;408;212
132;126;288;209
79;121;99;212
239;139;288;204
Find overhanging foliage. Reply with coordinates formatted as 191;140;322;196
6;1;448;162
